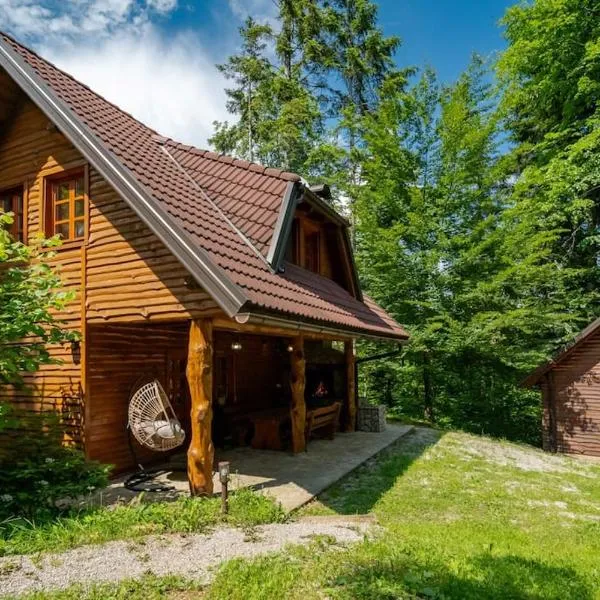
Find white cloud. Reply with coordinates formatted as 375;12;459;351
0;0;173;40
0;0;232;148
42;29;230;147
227;0;277;24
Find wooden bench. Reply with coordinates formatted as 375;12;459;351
305;401;341;445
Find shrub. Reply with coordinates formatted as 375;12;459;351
0;403;110;522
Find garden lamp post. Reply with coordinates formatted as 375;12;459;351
218;461;230;514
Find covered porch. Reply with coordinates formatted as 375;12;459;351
186;317;361;496
85;316;371;493
104;423;414;511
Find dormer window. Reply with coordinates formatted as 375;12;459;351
285;218;321;274
45;171;86;242
0;186;24;242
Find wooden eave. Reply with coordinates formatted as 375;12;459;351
229;308;409;343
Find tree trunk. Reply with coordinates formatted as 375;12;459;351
186;319;214;496
290;336;306;453
344;340;357;432
423;352;434;422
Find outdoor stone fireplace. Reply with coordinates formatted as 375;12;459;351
305;340;347;410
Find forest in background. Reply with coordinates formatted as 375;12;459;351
209;0;600;444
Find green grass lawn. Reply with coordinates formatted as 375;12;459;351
207;427;600;600
7;427;600;599
0;488;285;557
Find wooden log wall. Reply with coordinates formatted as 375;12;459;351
539;378;552;452
86;322;188;471
544;329;600;456
0;97;222;454
86;167;219;323
0;98;85;444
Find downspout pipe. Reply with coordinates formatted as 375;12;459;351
355;345;404;407
356;347;403;365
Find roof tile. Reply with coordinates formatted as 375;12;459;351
0;31;407;340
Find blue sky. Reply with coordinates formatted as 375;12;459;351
0;0;514;146
379;0;511;82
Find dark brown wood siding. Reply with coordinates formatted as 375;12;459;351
543;329;600;456
87;323;189;471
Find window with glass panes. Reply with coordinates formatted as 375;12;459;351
47;174;85;241
0;187;24;242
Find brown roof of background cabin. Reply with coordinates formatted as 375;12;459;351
0;31;408;341
523;317;600;387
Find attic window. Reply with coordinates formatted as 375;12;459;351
45;171;86;242
0;186;24;243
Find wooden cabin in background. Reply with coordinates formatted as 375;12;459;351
524;318;600;457
0;32;408;494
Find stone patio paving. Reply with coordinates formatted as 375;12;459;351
102;423;414;512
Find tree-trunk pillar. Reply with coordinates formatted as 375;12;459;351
186;319;214;496
344;340;357;432
290;336;306;453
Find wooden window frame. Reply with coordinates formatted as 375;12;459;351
44;167;88;248
0;184;26;243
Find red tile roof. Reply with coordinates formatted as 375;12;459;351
166;141;298;256
0;32;408;341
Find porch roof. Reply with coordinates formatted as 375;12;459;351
0;32;408;342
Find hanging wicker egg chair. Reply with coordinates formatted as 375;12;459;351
128;380;185;452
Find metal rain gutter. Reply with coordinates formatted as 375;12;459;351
234;312;409;343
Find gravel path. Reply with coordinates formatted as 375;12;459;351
0;517;373;597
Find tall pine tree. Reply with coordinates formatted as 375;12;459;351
355;58;581;442
211;0;402;191
210;15;324;175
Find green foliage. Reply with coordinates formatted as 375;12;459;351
12;575;203;600
212;0;600;444
210;0;400;197
0;213;77;386
353;57;587;443
0;487;285;557
0;214;107;522
0;403;110;523
210;15;325;177
498;0;600;289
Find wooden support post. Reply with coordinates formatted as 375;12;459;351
290;335;306;453
186;319;214;496
344;340;357;432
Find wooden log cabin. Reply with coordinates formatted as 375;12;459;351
0;32;408;494
523;317;600;457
